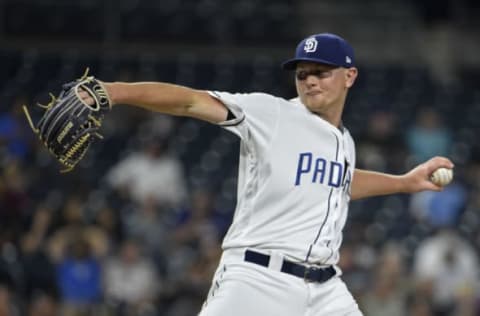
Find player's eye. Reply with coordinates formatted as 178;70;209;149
295;70;309;80
295;69;330;81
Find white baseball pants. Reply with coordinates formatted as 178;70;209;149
198;249;363;316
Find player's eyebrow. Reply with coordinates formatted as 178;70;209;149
296;65;336;72
296;68;330;72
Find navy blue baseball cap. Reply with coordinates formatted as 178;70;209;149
282;33;355;70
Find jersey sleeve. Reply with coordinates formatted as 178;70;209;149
208;91;280;141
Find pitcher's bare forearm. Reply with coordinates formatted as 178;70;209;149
103;82;228;123
351;169;406;200
351;157;454;200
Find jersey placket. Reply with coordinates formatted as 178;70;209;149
323;132;348;263
304;129;342;264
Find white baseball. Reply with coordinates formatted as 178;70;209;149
430;167;453;186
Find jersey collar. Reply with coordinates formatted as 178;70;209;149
290;97;345;135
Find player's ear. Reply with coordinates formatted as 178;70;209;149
345;67;358;88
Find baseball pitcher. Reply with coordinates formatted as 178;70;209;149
24;33;454;315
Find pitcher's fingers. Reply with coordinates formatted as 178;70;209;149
77;90;95;106
78;90;89;99
424;180;444;192
426;156;454;172
84;97;95;106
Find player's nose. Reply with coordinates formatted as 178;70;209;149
305;75;319;86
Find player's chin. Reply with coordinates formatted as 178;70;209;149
307;93;326;103
305;99;327;113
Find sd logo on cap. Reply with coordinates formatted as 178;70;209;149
282;33;355;70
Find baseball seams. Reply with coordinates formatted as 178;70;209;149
430;167;453;186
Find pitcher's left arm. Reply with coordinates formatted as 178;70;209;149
351;156;454;200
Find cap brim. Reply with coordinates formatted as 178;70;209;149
281;58;341;70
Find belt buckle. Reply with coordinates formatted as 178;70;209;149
303;266;319;283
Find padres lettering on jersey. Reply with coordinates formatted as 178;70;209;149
210;91;356;266
295;152;349;188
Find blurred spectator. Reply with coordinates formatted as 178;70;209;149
0;97;32;163
20;232;58;300
92;206;124;253
162;189;228;315
123;196;170;267
406;295;434;316
56;237;102;316
165;239;222;316
26;292;58;316
0;283;20;316
463;187;480;255
406;107;452;165
409;180;467;227
47;195;86;262
356;111;407;173
337;236;374;300
186;240;221;298
412;228;479;315
103;239;160;316
360;243;408;316
0;163;29;237
48;195;110;261
464;153;480;192
172;189;231;248
44;197;109;314
106;136;187;209
0;232;22;311
19;204;59;305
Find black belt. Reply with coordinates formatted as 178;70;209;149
244;249;336;283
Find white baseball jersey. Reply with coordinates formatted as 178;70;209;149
210;91;356;266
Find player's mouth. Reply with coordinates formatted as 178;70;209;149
306;90;322;96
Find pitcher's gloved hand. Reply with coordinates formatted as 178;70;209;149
23;69;111;172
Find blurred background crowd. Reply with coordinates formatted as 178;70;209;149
1;0;480;315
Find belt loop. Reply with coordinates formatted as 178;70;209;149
268;251;283;271
304;267;311;283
